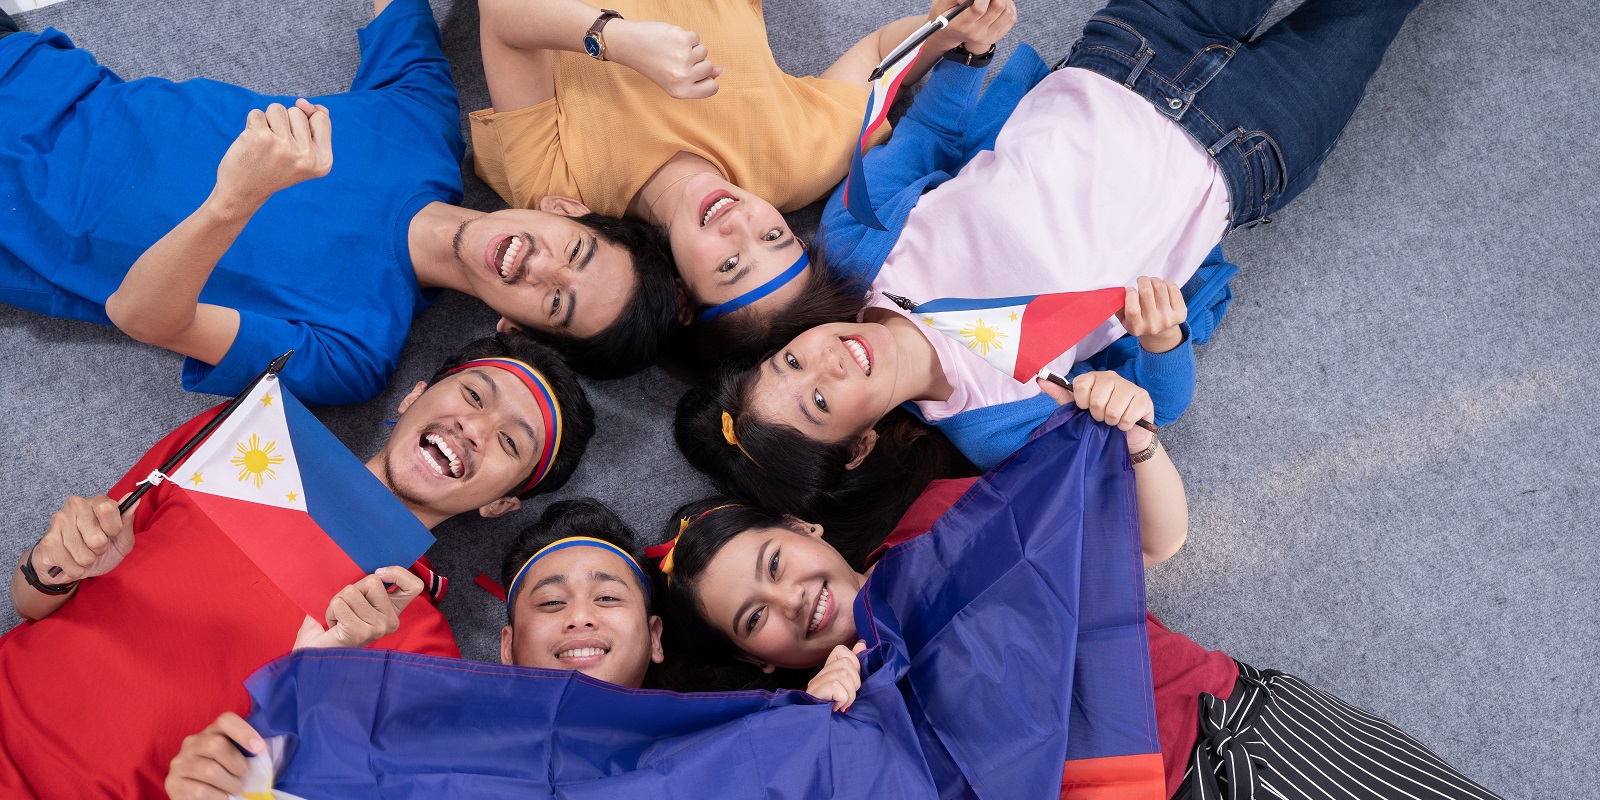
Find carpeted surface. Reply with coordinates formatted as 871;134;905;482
2;0;1596;795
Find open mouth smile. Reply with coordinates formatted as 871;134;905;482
841;336;873;376
418;430;467;480
488;234;530;283
554;638;611;667
806;583;833;637
700;191;737;227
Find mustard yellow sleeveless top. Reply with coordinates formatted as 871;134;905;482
469;0;888;217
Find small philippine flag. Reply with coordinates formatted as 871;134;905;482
174;377;434;621
911;288;1127;383
842;40;925;231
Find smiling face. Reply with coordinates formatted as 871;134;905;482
666;173;809;318
451;207;637;339
747;321;903;447
500;545;663;688
692;523;865;670
375;369;548;521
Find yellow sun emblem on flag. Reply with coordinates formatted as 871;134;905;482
960;318;1008;356
231;433;285;488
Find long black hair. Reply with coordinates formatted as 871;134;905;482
673;365;975;570
652;498;819;693
428;331;596;498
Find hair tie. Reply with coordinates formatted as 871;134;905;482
658;503;739;585
720;411;759;466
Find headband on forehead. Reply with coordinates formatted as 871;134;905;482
445;358;562;495
696;251;810;323
505;537;651;610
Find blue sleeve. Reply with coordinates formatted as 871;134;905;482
182;310;395;406
818;61;988;281
926;394;1059;471
347;0;459;129
1073;331;1197;426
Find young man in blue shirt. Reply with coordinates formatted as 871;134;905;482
0;0;677;406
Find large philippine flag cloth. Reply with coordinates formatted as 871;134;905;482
172;376;435;620
242;406;1163;799
912;288;1127;384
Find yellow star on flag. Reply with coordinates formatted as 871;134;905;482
188;471;204;486
259;393;274;407
923;316;935;326
1009;311;1019;321
285;491;300;503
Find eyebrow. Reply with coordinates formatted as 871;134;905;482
768;357;819;425
770;233;795;252
731;539;773;637
530;573;566;593
578;235;596;272
719;263;752;288
478;371;539;453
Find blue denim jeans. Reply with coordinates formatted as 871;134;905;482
1064;0;1423;231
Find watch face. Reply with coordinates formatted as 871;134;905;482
584;34;601;58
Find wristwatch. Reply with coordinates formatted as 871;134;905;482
583;9;624;61
943;43;997;68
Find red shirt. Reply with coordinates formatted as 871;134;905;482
0;409;458;799
874;478;1238;798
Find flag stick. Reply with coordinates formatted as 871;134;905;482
868;0;977;81
1037;368;1159;434
115;350;295;515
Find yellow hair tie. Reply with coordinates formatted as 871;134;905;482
660;503;739;584
720;411;759;466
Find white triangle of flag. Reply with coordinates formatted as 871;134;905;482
175;378;306;511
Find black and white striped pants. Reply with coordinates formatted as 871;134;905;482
1175;662;1503;800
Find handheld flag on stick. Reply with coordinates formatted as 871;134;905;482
842;1;975;230
102;353;435;620
885;287;1126;381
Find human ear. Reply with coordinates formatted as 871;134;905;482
674;281;695;326
479;496;524;518
539;195;592;218
782;515;824;539
735;652;777;674
648;615;665;664
499;625;515;665
395;381;428;415
496;317;525;335
843;429;880;471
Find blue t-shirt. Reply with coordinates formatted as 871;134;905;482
0;0;463;405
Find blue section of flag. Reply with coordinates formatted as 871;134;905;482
245;406;1156;797
914;293;1041;313
282;391;434;572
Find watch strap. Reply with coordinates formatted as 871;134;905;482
943;43;997;68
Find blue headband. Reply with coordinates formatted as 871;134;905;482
696;251;810;322
505;537;652;610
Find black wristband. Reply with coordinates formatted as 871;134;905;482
944;43;996;68
20;548;78;596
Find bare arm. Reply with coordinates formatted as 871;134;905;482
1037;372;1189;566
9;495;136;621
105;101;332;367
820;0;1017;88
478;0;721;111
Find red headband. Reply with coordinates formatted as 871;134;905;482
445;358;562;494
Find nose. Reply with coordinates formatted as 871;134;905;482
454;415;486;452
563;605;599;630
782;581;808;624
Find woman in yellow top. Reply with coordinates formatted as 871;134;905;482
472;0;1015;359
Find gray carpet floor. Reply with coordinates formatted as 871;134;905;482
3;0;1596;795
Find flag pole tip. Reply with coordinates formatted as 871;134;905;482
267;350;295;374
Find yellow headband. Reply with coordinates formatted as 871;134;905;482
720;411;759;466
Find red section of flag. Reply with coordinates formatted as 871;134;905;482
1013;288;1128;382
186;492;365;621
1059;752;1167;799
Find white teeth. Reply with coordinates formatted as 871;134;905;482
499;237;523;279
809;586;829;634
843;339;870;375
557;647;606;659
424;433;463;478
701;197;735;226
